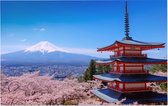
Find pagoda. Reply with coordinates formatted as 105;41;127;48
91;1;167;105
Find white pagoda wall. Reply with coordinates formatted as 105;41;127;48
125;64;143;71
125;50;141;54
108;82;146;90
112;63;144;72
125;83;145;89
113;67;143;72
125;47;140;50
113;47;143;56
125;67;143;71
119;83;123;89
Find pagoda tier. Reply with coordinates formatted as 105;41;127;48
96;57;166;74
97;39;165;52
91;89;167;104
93;73;167;83
97;38;165;58
96;57;167;65
93;73;167;92
107;81;152;93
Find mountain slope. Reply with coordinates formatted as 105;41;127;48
25;41;70;53
1;41;97;65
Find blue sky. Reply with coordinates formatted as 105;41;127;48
1;0;167;58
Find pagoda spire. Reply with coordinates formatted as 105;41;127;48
123;0;132;40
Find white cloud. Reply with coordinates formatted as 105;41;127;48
39;28;46;32
33;28;46;32
1;41;165;59
143;49;166;59
1;45;30;54
7;33;15;37
65;48;97;54
64;48;165;59
63;47;113;58
20;39;27;42
1;45;112;58
143;49;161;53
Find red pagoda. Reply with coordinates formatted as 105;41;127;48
91;1;167;104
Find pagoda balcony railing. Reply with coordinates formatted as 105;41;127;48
108;86;152;93
110;70;149;74
110;54;147;58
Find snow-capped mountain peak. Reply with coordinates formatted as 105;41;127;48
25;41;70;53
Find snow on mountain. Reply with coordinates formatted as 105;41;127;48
1;41;98;65
25;41;70;53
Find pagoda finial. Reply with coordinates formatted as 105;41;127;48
123;0;132;40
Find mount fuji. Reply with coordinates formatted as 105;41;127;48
1;41;97;65
25;41;70;53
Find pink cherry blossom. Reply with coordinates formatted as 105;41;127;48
0;72;90;105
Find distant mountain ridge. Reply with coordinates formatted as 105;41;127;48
1;41;97;65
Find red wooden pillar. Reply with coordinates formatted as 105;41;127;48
142;64;144;71
116;82;119;90
145;82;147;89
117;47;119;56
123;82;126;91
123;63;125;73
123;46;125;56
117;63;119;72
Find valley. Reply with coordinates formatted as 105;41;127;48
1;64;87;79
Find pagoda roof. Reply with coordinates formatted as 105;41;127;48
91;88;167;104
97;39;165;51
118;39;164;46
93;73;167;82
96;57;167;65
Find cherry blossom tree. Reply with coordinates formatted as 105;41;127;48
1;71;90;105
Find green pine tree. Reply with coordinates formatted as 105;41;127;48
96;65;111;74
150;64;167;73
83;59;112;81
83;60;96;81
150;64;167;92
